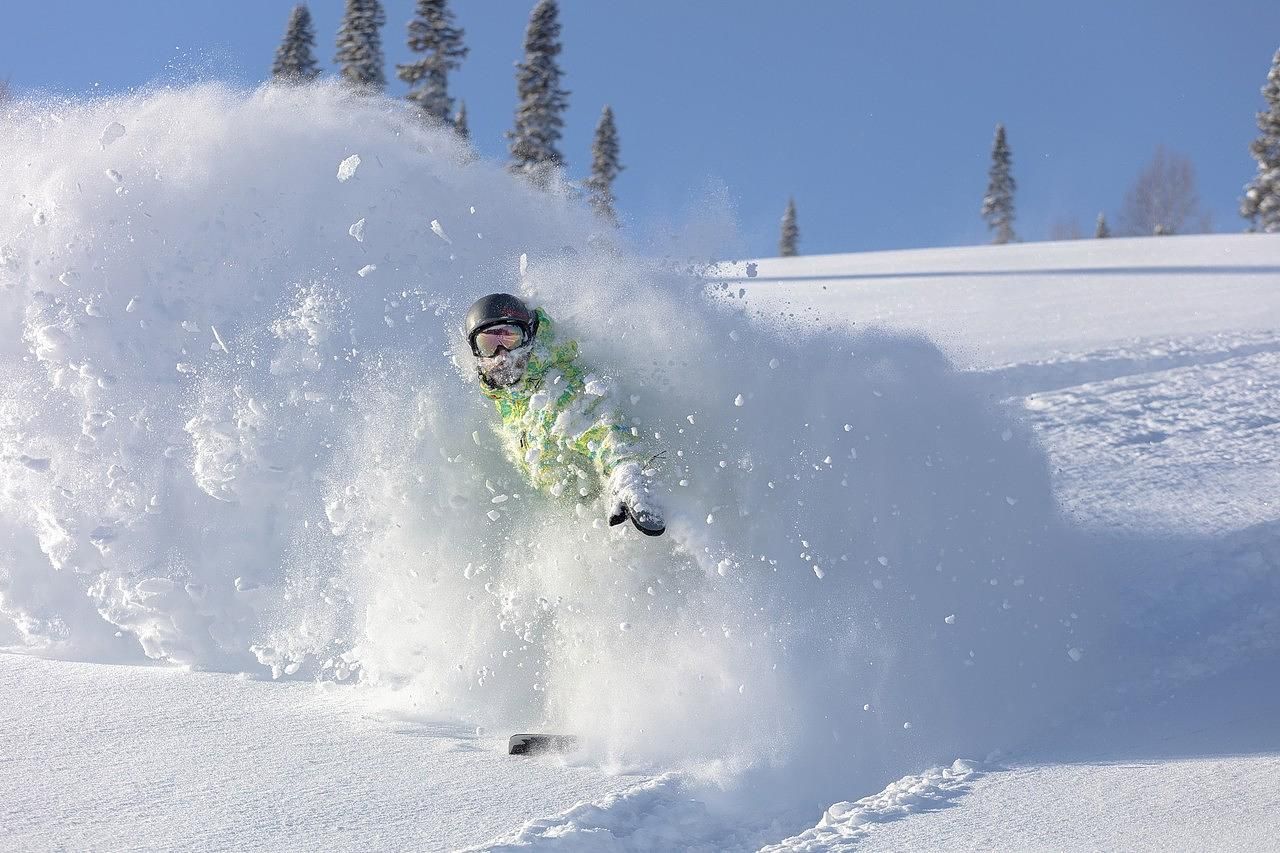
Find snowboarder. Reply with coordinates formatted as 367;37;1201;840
464;293;666;536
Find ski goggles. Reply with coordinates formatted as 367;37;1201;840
470;322;531;357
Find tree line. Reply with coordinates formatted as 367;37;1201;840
974;45;1280;248
268;7;1280;255
272;0;623;224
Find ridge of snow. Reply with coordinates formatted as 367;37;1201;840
762;760;982;852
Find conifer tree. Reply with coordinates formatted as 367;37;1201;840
1095;212;1111;238
585;106;623;224
779;198;799;257
335;0;387;90
273;5;321;83
982;123;1017;244
1242;48;1280;233
454;100;469;140
396;0;467;124
508;0;570;185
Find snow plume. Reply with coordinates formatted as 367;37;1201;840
0;83;1093;815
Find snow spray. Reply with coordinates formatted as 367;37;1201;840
0;84;1095;809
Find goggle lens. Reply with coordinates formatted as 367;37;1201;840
472;323;528;357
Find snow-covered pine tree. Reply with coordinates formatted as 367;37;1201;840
454;100;469;140
273;4;321;83
585;106;623;225
335;0;387;90
780;198;799;257
1095;212;1111;238
508;0;570;185
982;123;1017;244
1242;48;1280;233
396;0;467;124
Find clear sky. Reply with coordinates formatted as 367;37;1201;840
3;1;1278;256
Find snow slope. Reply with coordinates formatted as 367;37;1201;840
0;83;1277;850
0;652;644;851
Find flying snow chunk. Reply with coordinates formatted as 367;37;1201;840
99;121;126;149
105;169;123;184
430;219;453;244
486;509;501;522
336;154;361;182
357;264;376;278
1067;647;1084;662
349;218;366;242
734;394;745;407
813;565;825;579
944;614;957;624
619;622;632;632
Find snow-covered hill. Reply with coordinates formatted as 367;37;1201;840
0;85;1277;851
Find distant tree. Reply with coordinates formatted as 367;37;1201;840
396;0;467;124
454;100;469;140
1242;48;1280;233
273;5;321;82
335;0;387;90
1095;212;1111;238
779;198;799;257
1118;146;1210;236
508;0;570;185
982;123;1017;244
585;106;623;225
1048;218;1083;241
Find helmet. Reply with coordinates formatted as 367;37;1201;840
465;293;538;344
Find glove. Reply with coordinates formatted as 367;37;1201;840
606;462;665;537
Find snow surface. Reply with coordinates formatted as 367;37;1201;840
0;83;1277;851
0;652;643;851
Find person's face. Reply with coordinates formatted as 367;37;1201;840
476;344;532;387
471;322;533;387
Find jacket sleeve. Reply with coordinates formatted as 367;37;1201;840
559;375;648;483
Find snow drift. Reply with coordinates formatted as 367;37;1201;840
0;84;1096;813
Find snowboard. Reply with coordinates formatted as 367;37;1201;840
508;733;579;756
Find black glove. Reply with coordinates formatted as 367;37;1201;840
606;462;666;537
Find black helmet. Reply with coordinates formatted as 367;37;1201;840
465;293;538;342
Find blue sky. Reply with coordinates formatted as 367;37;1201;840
3;1;1278;256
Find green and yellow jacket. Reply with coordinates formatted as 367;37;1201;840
480;309;645;499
